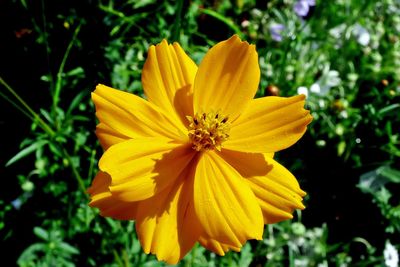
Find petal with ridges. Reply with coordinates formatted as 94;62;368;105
193;35;260;121
199;235;241;256
87;172;138;220
136;163;201;264
99;137;195;202
95;123;130;150
92;84;187;141
219;149;306;224
142;40;197;125
225;94;312;153
193;152;263;248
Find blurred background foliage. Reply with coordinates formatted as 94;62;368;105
0;0;399;266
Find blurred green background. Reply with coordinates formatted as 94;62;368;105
0;0;399;266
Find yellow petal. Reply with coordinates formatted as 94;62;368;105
92;84;187;141
225;95;313;153
87;172;138;220
193;35;260;121
199;234;241;256
135;165;201;264
99;137;195;202
142;40;197;125
95;123;130;150
193;152;263;248
220;149;306;224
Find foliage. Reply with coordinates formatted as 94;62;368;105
1;0;399;266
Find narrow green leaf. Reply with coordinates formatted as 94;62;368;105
33;227;49;241
58;242;80;255
199;9;243;38
6;140;48;167
66;91;86;116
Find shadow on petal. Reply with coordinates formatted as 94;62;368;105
219;149;272;178
174;84;194;128
135;157;201;264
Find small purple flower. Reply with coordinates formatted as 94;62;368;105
294;0;316;17
270;24;285;42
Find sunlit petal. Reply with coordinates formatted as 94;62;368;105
99;137;195;202
87;172;138;220
193;35;260;121
92;84;187;141
142;40;197;125
95;123;130;150
193;152;263;248
135;164;201;264
225;94;312;153
199;234;241;256
220;149;306;224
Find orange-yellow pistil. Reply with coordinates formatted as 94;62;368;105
187;111;230;151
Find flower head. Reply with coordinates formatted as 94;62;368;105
88;35;312;264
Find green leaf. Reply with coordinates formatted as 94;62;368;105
66;91;86;116
6;140;48;167
359;166;400;194
58;242;79;255
132;0;156;9
380;166;400;183
33;227;49;241
238;243;253;267
17;243;45;265
378;103;400;116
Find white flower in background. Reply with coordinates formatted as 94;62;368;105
241;20;250;28
352;24;370;46
384;241;399;267
294;258;309;267
310;83;321;93
297;86;309;98
310;65;341;96
330;23;371;47
329;23;346;39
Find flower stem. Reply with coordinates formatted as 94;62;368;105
171;0;184;42
62;147;88;197
0;76;55;137
53;23;82;114
199;8;243;39
0;76;88;197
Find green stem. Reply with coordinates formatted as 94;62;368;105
53;24;82;113
288;243;294;267
171;0;184;42
0;89;33;120
113;249;125;267
0;76;87;196
0;76;55;136
40;0;53;89
98;4;125;18
87;149;97;183
62;147;87;196
277;20;309;86
199;8;243;38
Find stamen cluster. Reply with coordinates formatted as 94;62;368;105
187;111;230;151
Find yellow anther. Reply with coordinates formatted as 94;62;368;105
187;111;230;151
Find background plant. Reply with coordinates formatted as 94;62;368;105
0;0;399;266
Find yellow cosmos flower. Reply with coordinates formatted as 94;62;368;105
87;35;312;264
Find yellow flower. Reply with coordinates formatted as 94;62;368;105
87;35;312;264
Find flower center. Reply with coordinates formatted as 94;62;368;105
187;111;230;152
